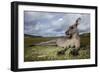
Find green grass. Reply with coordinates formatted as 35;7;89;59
24;33;90;62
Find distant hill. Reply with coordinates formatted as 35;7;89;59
80;33;90;37
24;33;90;38
24;34;42;38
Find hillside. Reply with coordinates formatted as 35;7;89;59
24;34;42;38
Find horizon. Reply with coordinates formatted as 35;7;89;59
24;32;90;37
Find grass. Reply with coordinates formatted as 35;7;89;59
24;33;90;62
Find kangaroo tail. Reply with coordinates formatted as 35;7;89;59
32;39;57;46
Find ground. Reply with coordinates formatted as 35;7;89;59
24;33;90;62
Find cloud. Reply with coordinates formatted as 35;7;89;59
24;11;90;37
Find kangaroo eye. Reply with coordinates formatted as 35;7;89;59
70;27;73;29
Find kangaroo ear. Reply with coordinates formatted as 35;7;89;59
75;18;81;26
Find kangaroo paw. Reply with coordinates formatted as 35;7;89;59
70;49;79;56
57;50;65;55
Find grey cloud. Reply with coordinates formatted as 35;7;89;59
24;11;90;37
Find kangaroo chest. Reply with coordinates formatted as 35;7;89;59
56;37;80;48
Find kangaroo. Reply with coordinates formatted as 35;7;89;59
56;17;81;49
32;18;81;50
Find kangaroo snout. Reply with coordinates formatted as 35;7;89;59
65;31;69;35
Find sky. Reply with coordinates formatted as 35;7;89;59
24;11;90;37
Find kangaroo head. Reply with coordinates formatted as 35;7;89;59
65;18;81;38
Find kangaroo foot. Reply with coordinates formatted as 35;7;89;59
57;50;66;55
70;49;79;56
